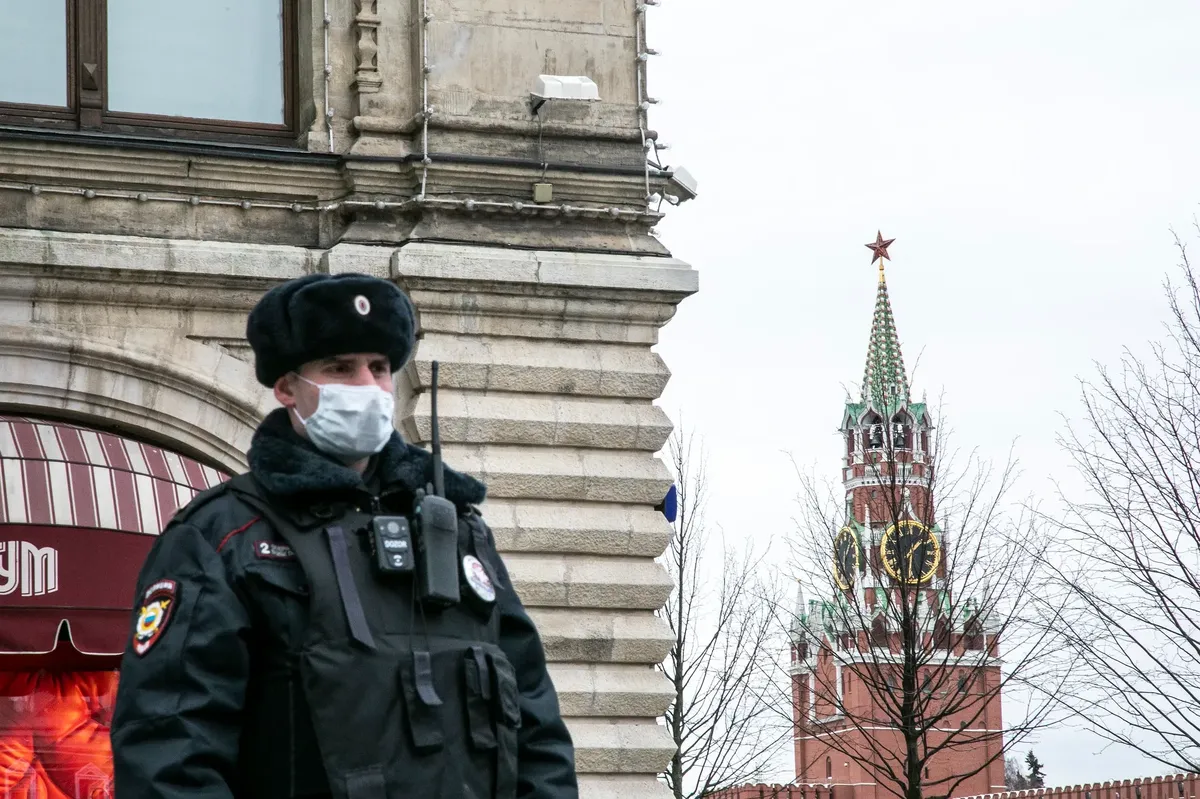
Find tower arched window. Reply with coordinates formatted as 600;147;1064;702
863;413;884;449
870;615;887;647
826;757;832;780
933;615;952;649
892;414;912;449
964;617;984;651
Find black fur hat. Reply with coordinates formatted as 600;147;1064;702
246;273;417;387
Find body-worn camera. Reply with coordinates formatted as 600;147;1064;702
369;515;414;574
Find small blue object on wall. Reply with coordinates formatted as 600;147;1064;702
655;484;678;523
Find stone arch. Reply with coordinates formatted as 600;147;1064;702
0;324;273;473
861;410;884;449
891;410;913;450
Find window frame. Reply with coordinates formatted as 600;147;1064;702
0;0;299;145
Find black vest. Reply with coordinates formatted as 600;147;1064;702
229;476;521;799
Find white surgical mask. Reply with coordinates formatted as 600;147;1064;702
291;375;396;461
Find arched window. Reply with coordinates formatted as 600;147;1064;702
933;615;952;649
964;617;984;651
870;616;888;648
891;414;912;449
863;413;884;449
826;756;832;780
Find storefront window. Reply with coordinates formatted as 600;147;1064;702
0;670;115;798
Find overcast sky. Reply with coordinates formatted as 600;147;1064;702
649;0;1200;787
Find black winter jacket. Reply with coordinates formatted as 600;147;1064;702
109;408;578;798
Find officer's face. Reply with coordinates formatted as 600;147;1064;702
274;352;393;419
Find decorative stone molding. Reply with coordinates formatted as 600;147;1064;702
0;137;665;251
352;0;383;95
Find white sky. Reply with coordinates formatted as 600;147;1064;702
650;0;1200;787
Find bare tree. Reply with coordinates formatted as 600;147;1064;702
787;404;1070;799
658;425;793;799
1045;229;1200;772
1004;757;1028;791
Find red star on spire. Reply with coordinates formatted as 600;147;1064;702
865;231;895;264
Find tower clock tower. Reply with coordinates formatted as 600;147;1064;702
790;235;1005;799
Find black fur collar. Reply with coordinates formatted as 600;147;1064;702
246;408;486;506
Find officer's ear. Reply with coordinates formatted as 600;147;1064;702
274;372;300;410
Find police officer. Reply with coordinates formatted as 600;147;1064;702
110;273;578;799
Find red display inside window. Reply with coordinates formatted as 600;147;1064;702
0;671;115;798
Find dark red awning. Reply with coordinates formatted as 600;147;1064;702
0;415;229;662
1;525;154;657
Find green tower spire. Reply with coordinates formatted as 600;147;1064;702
861;232;910;415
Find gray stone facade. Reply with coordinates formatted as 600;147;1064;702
0;1;695;796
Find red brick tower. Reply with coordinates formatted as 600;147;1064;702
790;237;1005;799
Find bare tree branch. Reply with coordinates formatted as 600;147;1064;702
659;422;794;799
1042;228;1200;772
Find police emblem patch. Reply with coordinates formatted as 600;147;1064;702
255;540;296;561
133;579;177;656
354;295;371;315
461;555;496;603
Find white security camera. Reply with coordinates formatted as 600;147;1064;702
665;166;698;204
531;75;600;114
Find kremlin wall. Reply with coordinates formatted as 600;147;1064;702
708;773;1200;799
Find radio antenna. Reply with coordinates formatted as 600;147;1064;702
431;360;445;497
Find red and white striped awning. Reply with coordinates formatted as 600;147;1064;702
0;415;231;660
0;415;227;536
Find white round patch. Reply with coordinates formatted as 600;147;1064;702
354;295;371;315
462;555;496;603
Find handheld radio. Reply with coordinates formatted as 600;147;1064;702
414;360;462;607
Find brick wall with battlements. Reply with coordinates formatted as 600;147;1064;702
711;773;1200;799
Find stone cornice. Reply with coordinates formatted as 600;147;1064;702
0;228;317;309
0;133;669;247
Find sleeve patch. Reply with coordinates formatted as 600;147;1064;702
133;579;178;656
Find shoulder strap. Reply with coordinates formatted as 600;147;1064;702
225;473;299;536
226;472;265;499
170;478;236;526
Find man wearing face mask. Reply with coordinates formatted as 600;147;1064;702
110;273;578;799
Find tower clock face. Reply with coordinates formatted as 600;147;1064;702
880;520;940;584
833;526;861;589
